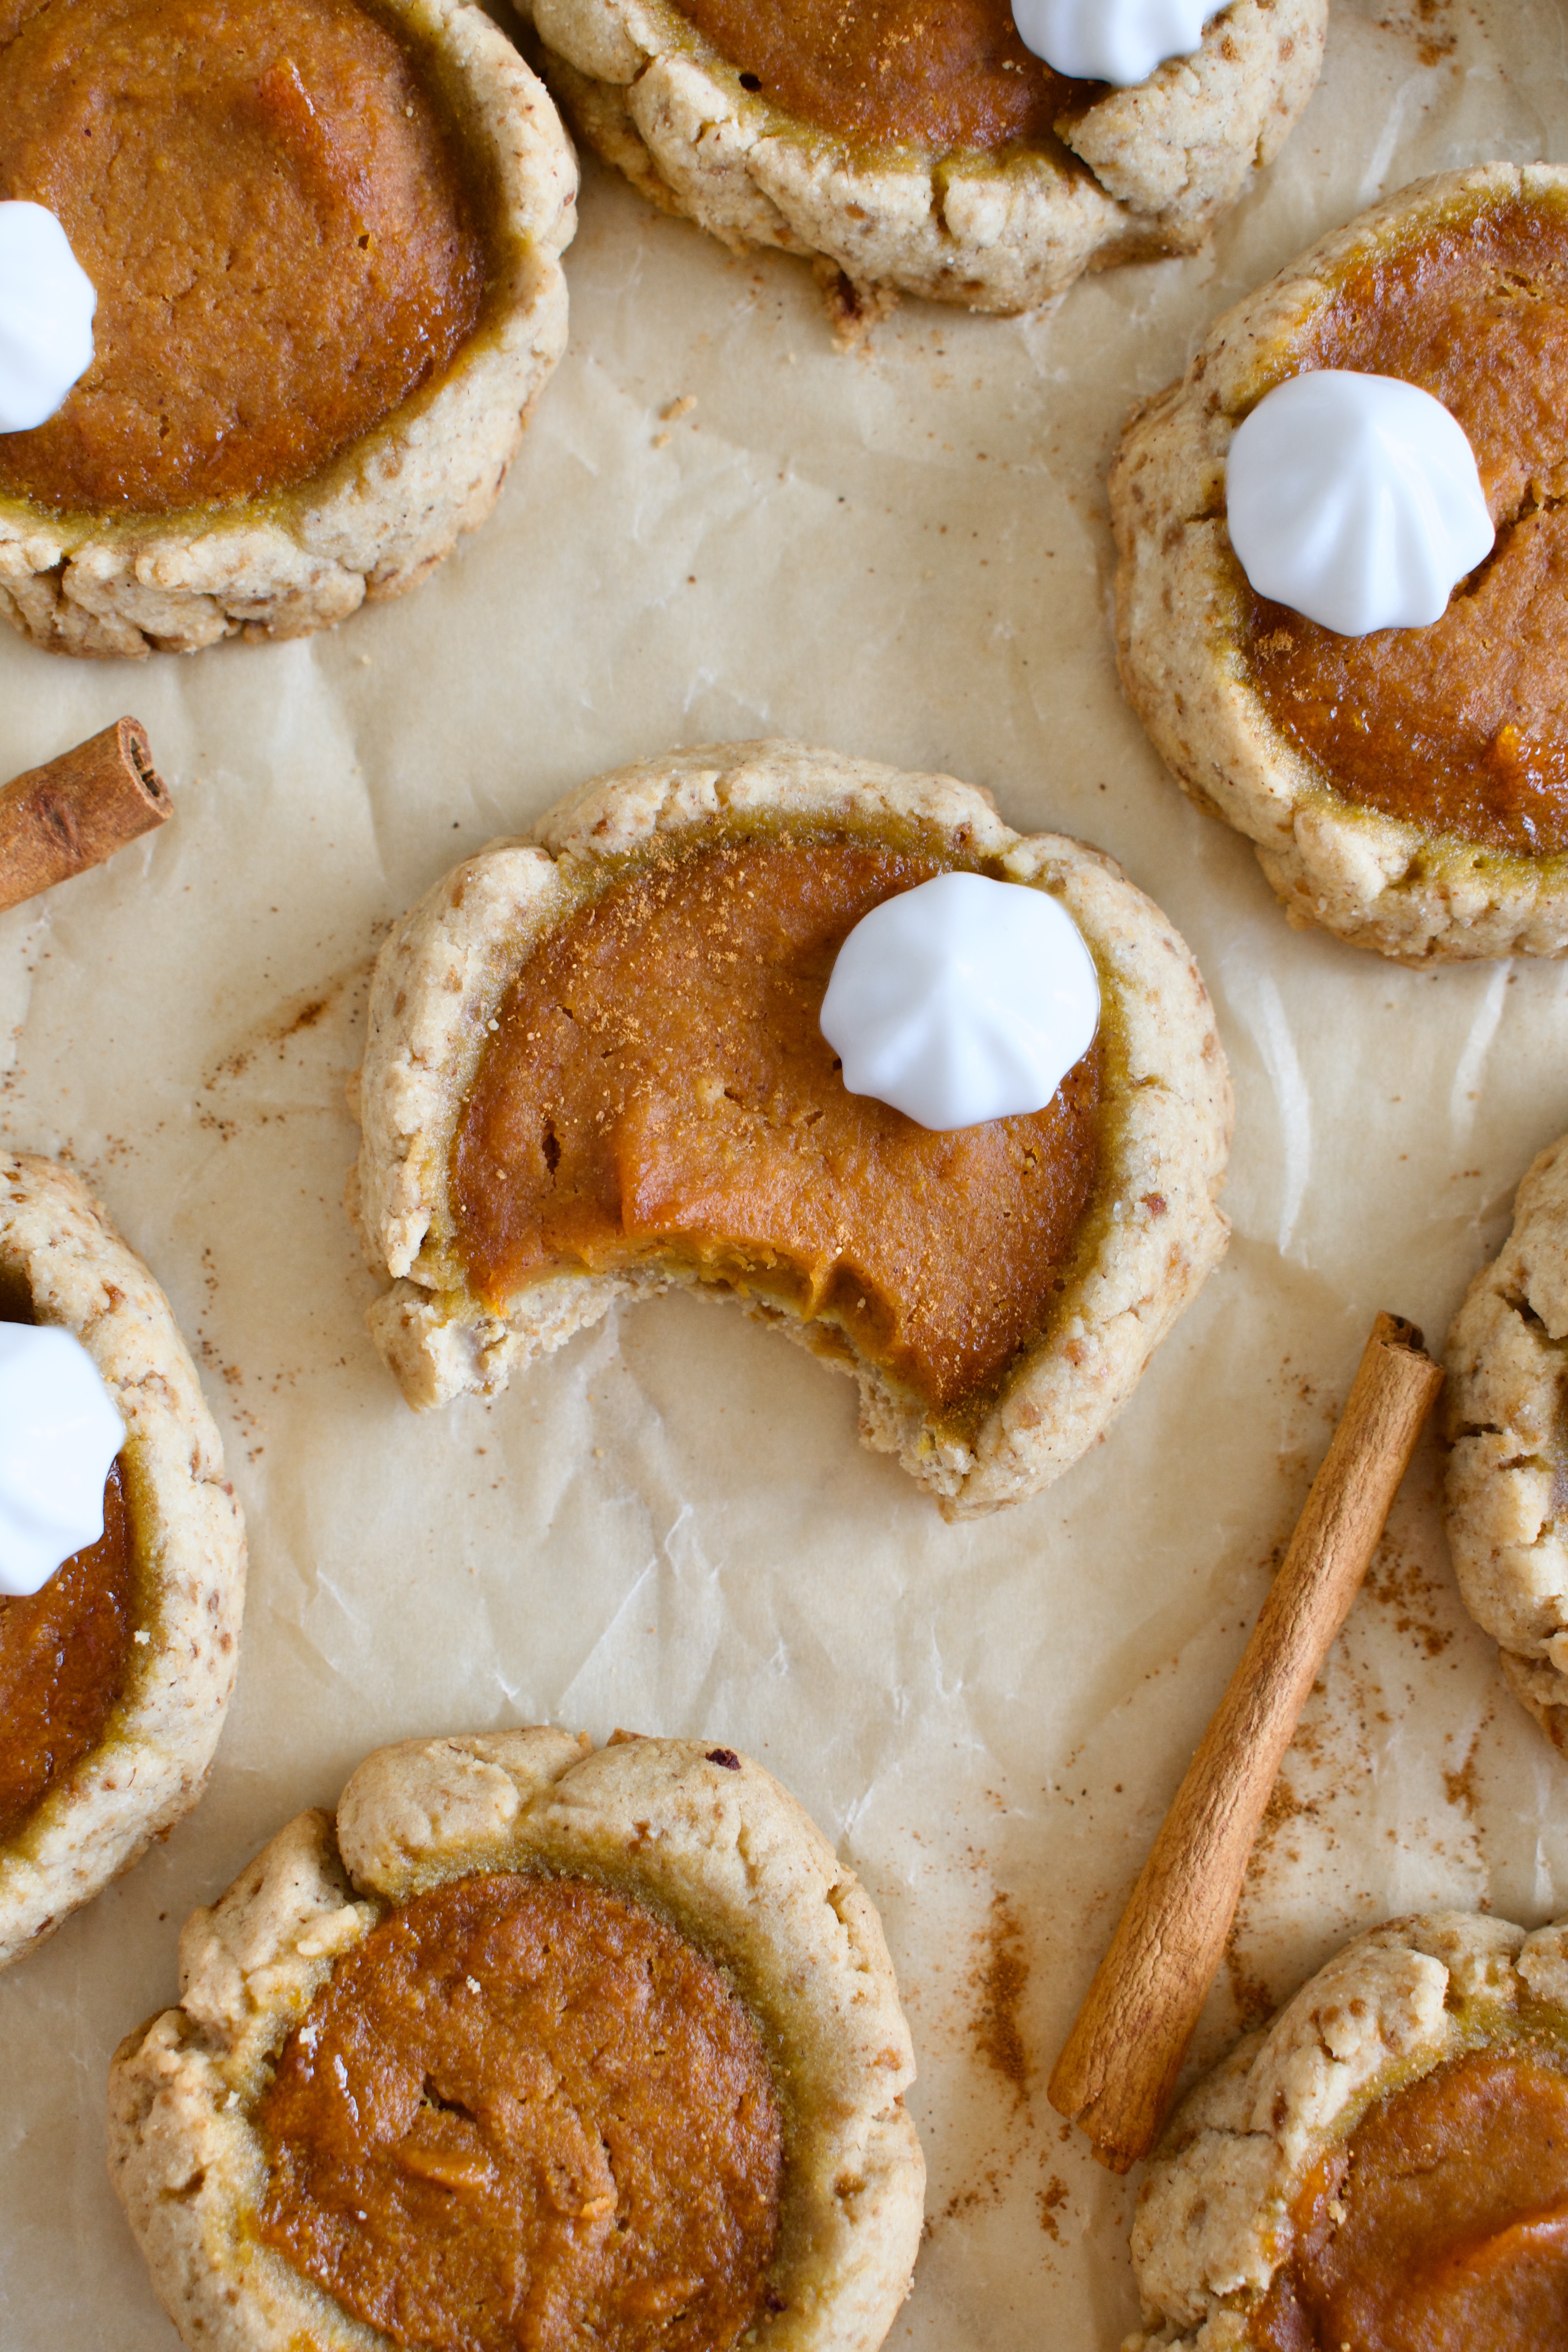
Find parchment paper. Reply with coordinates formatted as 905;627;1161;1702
4;4;1568;2341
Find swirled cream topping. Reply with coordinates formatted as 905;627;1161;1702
819;871;1100;1132
0;1325;124;1597
0;201;96;435
1226;369;1496;637
1011;0;1210;84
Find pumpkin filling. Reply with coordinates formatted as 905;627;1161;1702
668;0;1096;154
1248;2042;1568;2350
256;1872;784;2352
1242;190;1568;859
450;836;1104;1419
0;0;488;516
0;1266;135;1844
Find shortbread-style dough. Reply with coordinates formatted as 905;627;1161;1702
1445;1133;1568;1751
0;1153;245;1969
1113;163;1568;962
513;0;1324;318
0;0;575;657
1126;1910;1568;2349
351;741;1232;1517
108;1727;925;2352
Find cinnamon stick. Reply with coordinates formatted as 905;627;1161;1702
1047;1311;1444;2174
0;719;172;915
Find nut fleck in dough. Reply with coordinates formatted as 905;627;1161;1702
0;0;576;658
108;1728;926;2352
514;0;1323;320
1113;162;1568;963
0;1153;246;1969
1126;1909;1568;2349
1445;1132;1568;1749
350;741;1232;1518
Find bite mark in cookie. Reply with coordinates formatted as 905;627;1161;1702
351;742;1232;1516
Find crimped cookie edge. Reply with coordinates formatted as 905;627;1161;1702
0;1152;246;1968
352;739;1232;1516
1111;160;1568;962
107;1728;925;2352
0;0;577;657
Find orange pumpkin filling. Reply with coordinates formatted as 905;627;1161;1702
256;1872;784;2352
670;0;1095;153
0;0;488;515
450;835;1104;1420
0;1267;134;1843
1243;190;1568;859
1249;2042;1568;2350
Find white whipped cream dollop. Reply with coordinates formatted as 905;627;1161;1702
1225;370;1495;637
0;1324;125;1597
820;871;1100;1132
0;200;97;435
1011;0;1211;85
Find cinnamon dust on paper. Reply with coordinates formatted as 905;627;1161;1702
972;1889;1032;2104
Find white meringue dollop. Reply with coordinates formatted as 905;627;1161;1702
1011;0;1211;85
1225;369;1496;637
0;200;97;436
820;871;1100;1133
0;1324;125;1597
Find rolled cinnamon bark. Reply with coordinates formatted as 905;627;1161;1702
1047;1312;1444;2173
0;720;172;915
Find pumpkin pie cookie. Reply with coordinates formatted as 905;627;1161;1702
1445;1132;1568;1751
513;0;1324;320
350;741;1232;1518
1127;1909;1568;2348
0;1152;245;1968
108;1726;924;2352
0;0;575;657
1113;162;1568;962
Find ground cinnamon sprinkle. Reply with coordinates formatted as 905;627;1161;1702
972;1890;1032;2102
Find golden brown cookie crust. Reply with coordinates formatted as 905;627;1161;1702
0;0;576;659
1112;161;1568;964
1125;1909;1568;2350
350;740;1232;1518
107;1727;925;2352
1445;1132;1568;1749
515;0;1324;317
0;1153;246;1969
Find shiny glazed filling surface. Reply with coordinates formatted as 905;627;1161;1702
0;1270;134;1844
256;1872;784;2352
670;0;1092;152
0;0;487;515
1243;194;1568;858
450;837;1103;1419
1248;2041;1568;2349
